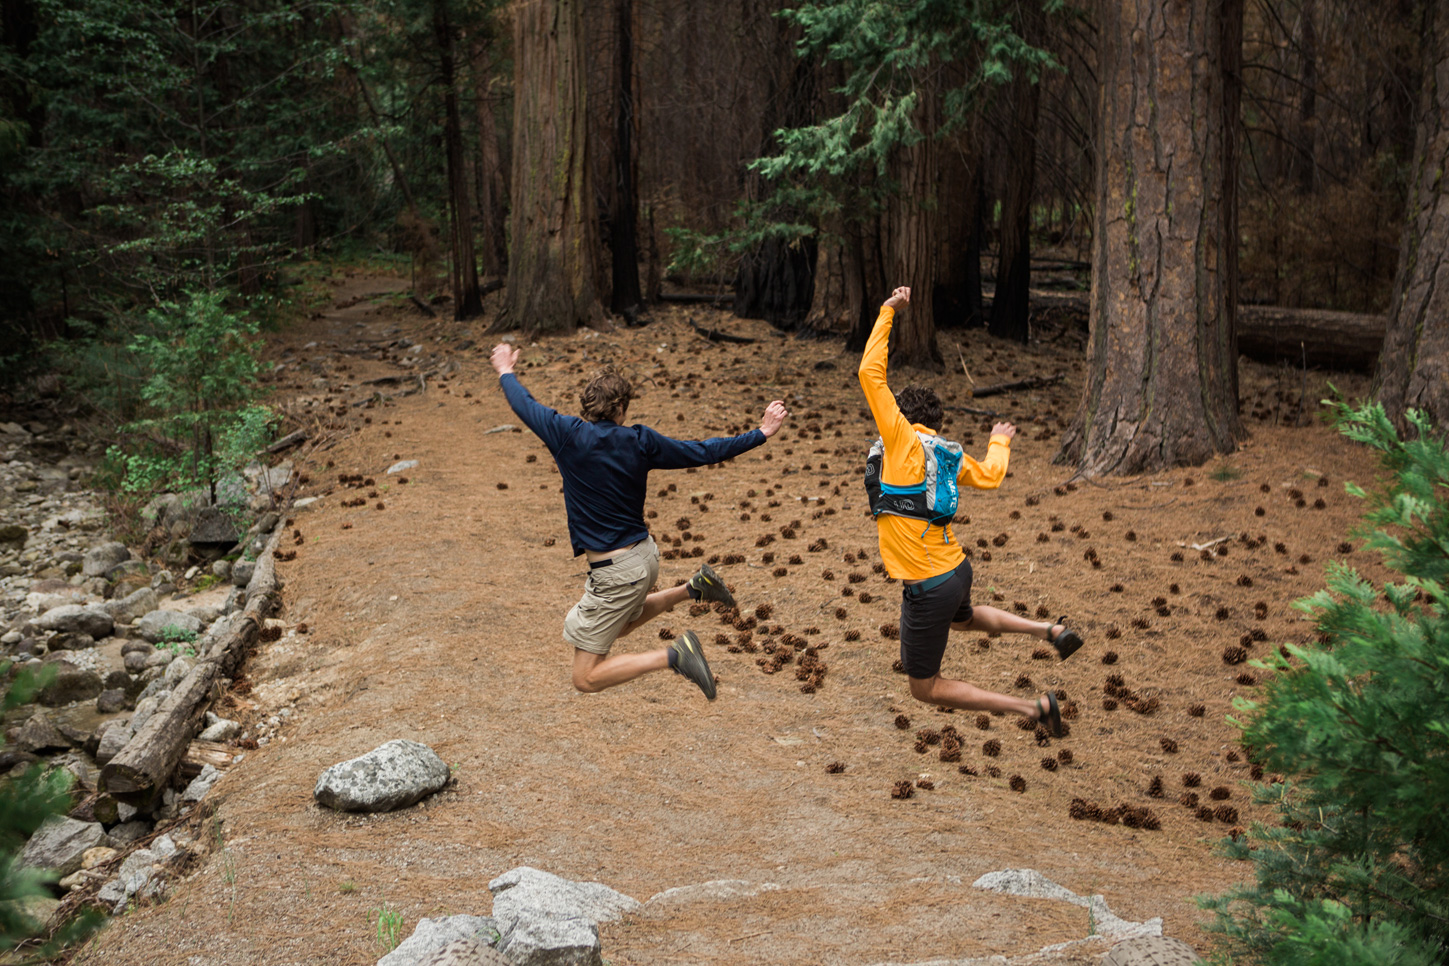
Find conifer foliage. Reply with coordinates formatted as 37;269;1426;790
1202;402;1449;964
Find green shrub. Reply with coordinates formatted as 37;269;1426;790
1200;402;1449;964
106;290;275;501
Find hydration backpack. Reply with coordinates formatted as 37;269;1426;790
864;431;965;535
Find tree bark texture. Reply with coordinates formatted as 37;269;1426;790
1057;0;1244;475
1375;1;1449;429
498;0;602;333
934;132;985;331
990;8;1044;344
883;82;943;369
469;34;509;278
434;0;483;320
608;0;642;319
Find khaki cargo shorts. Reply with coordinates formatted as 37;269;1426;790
563;536;660;655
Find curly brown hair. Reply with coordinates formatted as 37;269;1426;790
895;385;943;431
580;367;633;423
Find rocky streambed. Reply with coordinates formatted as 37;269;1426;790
1;416;296;926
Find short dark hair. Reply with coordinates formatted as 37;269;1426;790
580;366;632;422
895;385;943;431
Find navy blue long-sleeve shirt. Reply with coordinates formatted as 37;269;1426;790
500;373;766;556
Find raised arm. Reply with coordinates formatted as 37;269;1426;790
491;342;570;450
858;287;919;458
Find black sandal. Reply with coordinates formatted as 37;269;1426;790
1049;616;1084;661
1038;692;1063;737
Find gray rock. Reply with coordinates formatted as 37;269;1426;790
34;604;113;638
93;718;134;765
37;663;104;707
972;869;1162;942
198;717;240;742
0;524;28;549
182;764;221;802
103;669;134;691
83;542;130;578
19;817;106;877
48;632;95;651
123;650;150;673
108;820;151;846
377;916;502;966
489;867;640;927
387;460;420;475
140;493;183;528
136;610;204;644
15;712;70;753
189;507;240;544
96;846;166;913
411;939;513;966
144;649;176;669
96;688;130;714
1101;936;1203;965
0;896;58;933
314;739;451;813
231;559;256;587
163;656;194;686
120;640;154;656
103;587;159;624
498;916;599;966
211;559;232;580
253;511;280;536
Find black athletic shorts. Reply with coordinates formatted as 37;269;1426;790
898;557;974;679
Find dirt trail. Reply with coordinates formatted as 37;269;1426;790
72;274;1382;965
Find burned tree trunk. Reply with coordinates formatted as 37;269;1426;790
608;0;642;320
434;0;483;319
1057;0;1244;475
1375;1;1449;429
990;6;1043;344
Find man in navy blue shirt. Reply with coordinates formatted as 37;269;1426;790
492;343;789;699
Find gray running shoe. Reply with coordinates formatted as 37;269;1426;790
670;630;717;700
688;562;736;609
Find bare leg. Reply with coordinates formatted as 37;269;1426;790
952;604;1064;641
617;584;691;638
908;674;1050;722
572;647;671;692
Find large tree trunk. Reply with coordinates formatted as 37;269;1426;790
990;7;1044;344
734;35;818;329
882;81;943;368
497;0;602;333
934;131;985;331
434;0;483;320
469;33;508;278
608;0;642;319
1057;0;1244;476
1375;1;1449;429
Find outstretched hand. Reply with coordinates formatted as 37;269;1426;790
990;421;1017;439
491;343;521;376
759;400;790;438
883;286;911;310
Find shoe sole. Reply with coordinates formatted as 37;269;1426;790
694;563;736;610
673;630;717;700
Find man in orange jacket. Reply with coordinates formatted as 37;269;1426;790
859;286;1084;734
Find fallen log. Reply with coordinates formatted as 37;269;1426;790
100;526;284;806
971;374;1065;398
179;740;241;781
1237;305;1384;372
688;318;757;344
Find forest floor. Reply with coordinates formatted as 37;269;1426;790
70;270;1384;966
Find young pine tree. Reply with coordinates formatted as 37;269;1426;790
1200;401;1449;964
